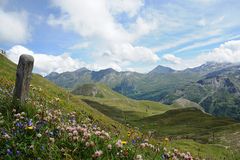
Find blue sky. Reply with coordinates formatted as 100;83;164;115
1;0;240;75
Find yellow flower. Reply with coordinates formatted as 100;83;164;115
121;141;127;145
163;137;169;146
164;137;169;142
127;131;131;137
26;126;33;130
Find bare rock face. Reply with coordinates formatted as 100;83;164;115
13;54;34;104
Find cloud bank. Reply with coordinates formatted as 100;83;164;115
7;45;85;76
164;40;240;70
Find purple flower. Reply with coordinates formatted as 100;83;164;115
132;139;136;144
16;122;23;128
28;119;33;126
7;149;12;155
16;150;21;156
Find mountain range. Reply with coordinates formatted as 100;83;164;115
46;62;240;120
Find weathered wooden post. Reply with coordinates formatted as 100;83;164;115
13;54;34;105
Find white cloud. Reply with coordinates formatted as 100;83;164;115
130;16;158;39
164;40;240;70
48;0;159;72
163;54;182;64
196;40;240;64
48;0;132;44
108;0;143;17
7;45;85;75
0;9;30;44
174;37;223;53
109;43;159;63
69;42;89;50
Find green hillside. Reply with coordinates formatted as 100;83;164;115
72;83;240;153
72;83;185;122
137;108;238;141
0;54;125;132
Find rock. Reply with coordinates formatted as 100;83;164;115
13;54;34;104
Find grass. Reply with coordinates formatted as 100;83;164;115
170;139;240;160
73;83;179;123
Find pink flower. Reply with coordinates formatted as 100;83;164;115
115;140;123;148
92;150;103;158
73;130;78;136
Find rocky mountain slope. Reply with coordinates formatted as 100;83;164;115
46;62;240;120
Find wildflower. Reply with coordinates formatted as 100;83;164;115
3;133;10;139
92;150;103;158
85;142;90;147
172;155;178;160
49;137;55;143
26;126;34;130
73;136;79;141
16;150;21;156
135;155;143;160
37;133;42;138
127;131;131;137
163;147;167;152
115;140;123;148
154;147;160;152
140;143;146;148
95;131;101;136
7;149;12;155
68;132;73;137
165;137;169;141
121;140;127;145
30;145;34;149
73;130;78;136
107;144;112;150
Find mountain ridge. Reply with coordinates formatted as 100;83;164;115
45;61;240;120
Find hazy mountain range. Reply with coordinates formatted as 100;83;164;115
46;62;240;120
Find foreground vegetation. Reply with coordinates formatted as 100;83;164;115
0;78;195;159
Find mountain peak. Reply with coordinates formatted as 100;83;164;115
75;67;90;73
186;61;233;73
148;65;175;74
46;71;59;77
96;68;117;74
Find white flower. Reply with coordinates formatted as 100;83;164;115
107;144;112;150
135;155;143;160
37;133;42;138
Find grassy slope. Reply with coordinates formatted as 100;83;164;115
73;83;180;123
73;83;240;157
1;54;240;159
0;54;125;133
137;108;240;151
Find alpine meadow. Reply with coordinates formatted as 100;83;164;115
1;0;240;160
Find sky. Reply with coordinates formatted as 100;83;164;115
1;0;240;75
